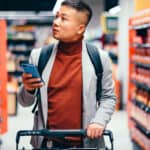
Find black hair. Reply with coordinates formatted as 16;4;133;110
61;0;92;25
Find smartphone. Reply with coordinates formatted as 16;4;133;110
21;63;41;78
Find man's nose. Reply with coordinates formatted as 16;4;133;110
53;17;61;26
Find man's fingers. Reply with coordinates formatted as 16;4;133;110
87;128;91;137
91;129;96;139
22;73;32;79
22;73;44;90
95;129;101;138
23;78;41;84
24;82;44;90
87;123;104;139
87;128;100;139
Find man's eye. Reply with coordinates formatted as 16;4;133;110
62;17;67;21
55;15;59;19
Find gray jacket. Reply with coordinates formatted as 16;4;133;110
17;41;116;149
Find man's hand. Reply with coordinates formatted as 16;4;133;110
87;123;105;139
22;73;44;92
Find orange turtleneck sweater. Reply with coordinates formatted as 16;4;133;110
47;39;83;139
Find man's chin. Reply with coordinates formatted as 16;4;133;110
52;34;60;40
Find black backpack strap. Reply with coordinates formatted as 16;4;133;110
86;43;103;103
32;44;54;114
38;44;54;76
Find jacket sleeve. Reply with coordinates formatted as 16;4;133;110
17;85;37;107
90;51;116;127
17;48;41;107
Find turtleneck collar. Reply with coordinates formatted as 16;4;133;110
58;37;83;55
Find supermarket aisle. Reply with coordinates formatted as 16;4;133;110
1;105;34;150
1;107;133;150
107;111;133;150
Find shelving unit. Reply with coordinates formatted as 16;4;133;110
100;13;121;110
106;44;121;110
6;18;54;115
128;8;150;150
0;20;8;134
7;22;36;115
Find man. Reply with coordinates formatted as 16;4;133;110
18;0;116;149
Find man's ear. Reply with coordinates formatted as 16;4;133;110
77;24;86;35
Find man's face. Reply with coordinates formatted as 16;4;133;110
52;5;86;42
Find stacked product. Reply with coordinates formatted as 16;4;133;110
128;8;150;150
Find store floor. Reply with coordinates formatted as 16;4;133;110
1;106;133;150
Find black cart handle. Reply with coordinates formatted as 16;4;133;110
16;129;113;150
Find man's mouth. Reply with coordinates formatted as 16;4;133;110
53;28;59;33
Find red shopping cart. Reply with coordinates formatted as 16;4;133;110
16;129;114;150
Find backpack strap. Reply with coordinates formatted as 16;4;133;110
38;44;54;76
32;44;54;114
86;43;103;103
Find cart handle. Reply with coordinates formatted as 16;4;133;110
16;129;113;149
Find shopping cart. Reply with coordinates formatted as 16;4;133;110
16;129;114;150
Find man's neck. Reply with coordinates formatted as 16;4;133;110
58;37;83;55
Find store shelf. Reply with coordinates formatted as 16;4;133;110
132;43;150;48
131;99;150;113
130;125;150;150
8;71;23;77
8;38;36;45
11;49;31;56
0;11;54;20
131;117;150;138
23;18;54;26
130;23;150;30
133;62;150;69
130;101;150;133
131;79;150;91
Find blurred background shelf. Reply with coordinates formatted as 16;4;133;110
128;7;150;150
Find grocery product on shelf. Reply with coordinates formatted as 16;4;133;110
128;8;150;150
